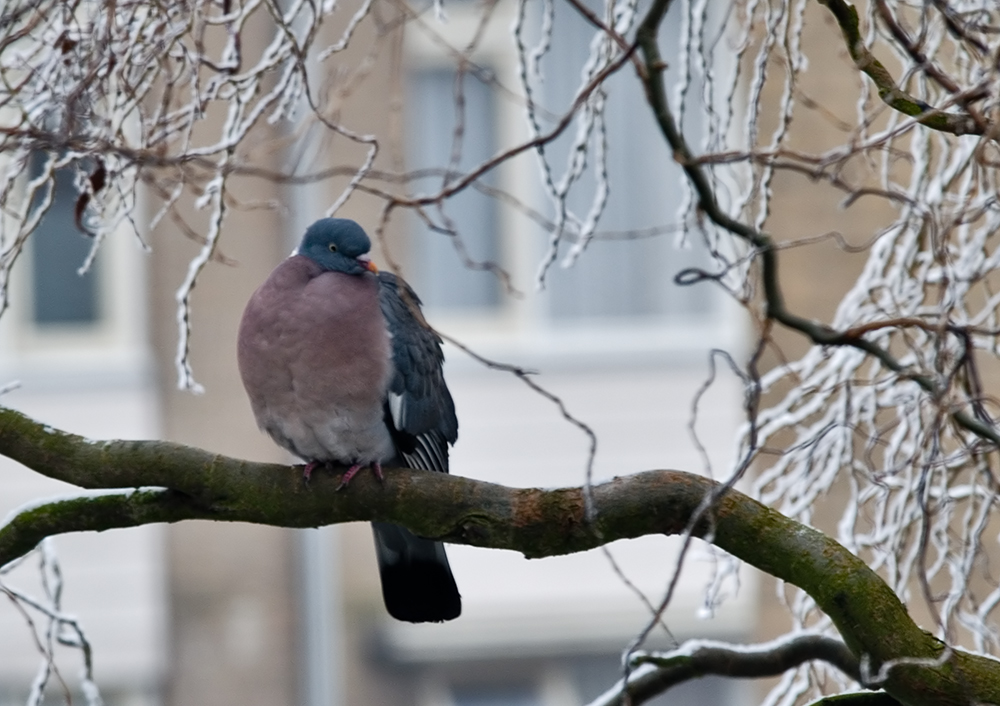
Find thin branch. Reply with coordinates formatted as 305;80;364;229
871;0;991;133
588;634;861;706
633;0;1000;451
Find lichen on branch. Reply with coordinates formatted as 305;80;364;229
817;0;982;136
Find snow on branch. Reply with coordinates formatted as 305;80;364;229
587;633;862;706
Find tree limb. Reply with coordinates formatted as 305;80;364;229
589;633;861;706
817;0;983;136
1;406;999;705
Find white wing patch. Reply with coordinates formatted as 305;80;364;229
388;391;405;430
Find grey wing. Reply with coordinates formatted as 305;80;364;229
377;271;458;474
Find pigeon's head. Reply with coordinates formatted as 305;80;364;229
297;218;378;276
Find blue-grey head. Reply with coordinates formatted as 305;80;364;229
296;218;378;275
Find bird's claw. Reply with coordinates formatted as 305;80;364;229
302;461;321;482
336;461;384;491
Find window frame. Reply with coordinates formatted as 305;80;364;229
0;153;151;386
402;0;742;366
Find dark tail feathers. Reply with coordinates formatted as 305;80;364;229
371;521;461;623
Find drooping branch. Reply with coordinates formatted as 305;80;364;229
633;0;1000;450
1;407;999;705
589;634;862;706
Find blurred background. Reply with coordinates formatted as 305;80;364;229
0;0;890;703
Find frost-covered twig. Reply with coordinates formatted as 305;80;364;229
1;540;103;706
587;633;860;706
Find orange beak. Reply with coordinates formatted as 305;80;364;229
360;258;378;273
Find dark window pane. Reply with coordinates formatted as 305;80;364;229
406;68;500;310
29;157;99;325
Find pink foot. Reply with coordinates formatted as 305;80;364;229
338;463;363;489
336;461;385;490
302;461;321;482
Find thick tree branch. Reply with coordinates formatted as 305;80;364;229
1;406;999;705
590;634;861;706
0;489;205;564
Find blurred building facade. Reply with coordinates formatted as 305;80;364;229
0;0;894;705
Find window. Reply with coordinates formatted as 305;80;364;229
531;0;707;323
407;68;502;311
0;150;150;382
403;0;725;350
28;155;101;326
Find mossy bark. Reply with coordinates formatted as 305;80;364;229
1;406;999;704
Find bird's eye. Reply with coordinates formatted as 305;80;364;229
328;243;338;253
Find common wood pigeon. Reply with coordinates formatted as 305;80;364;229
237;217;461;623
